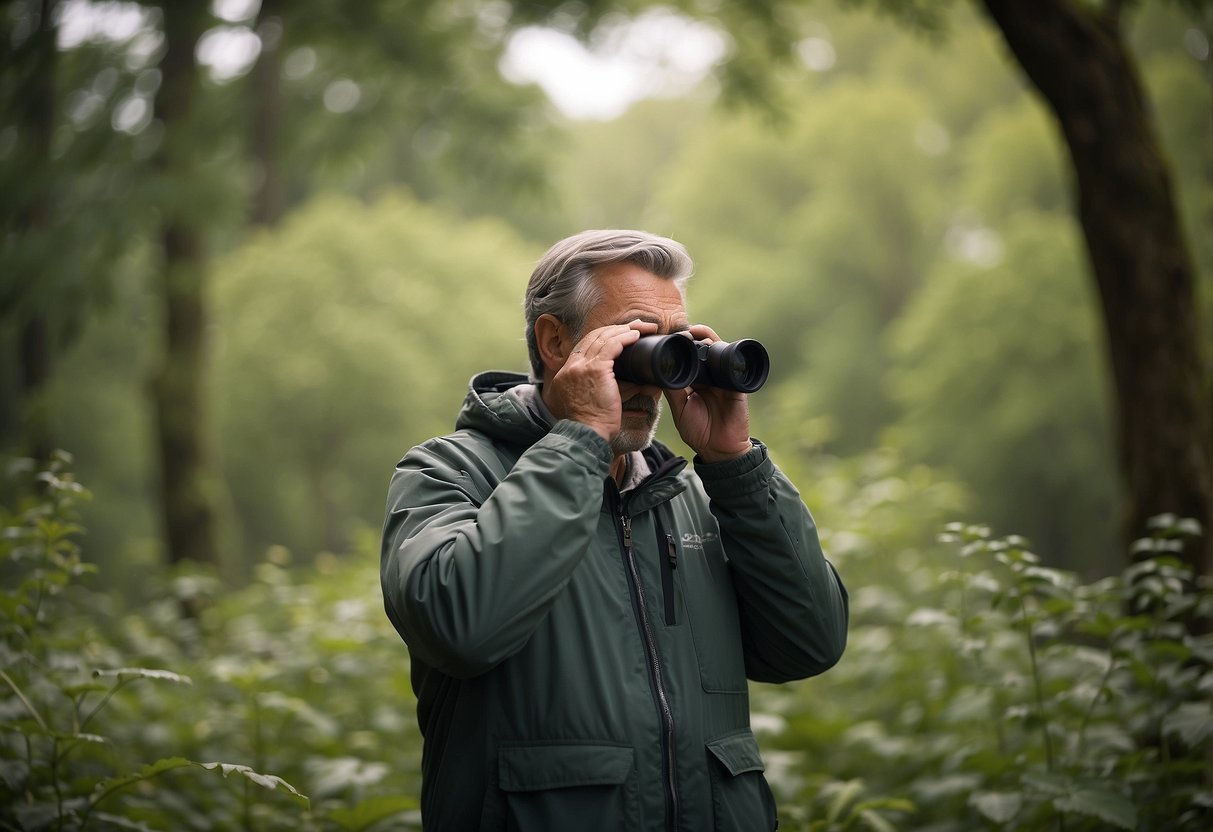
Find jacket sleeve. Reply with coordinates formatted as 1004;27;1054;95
695;440;849;682
381;419;612;679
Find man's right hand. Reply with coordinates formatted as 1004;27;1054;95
546;319;657;443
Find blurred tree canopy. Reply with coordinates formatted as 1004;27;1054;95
0;0;1208;588
210;193;536;573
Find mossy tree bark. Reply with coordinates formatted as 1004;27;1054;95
981;0;1212;577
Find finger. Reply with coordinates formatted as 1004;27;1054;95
576;320;652;358
598;325;644;360
688;323;721;343
571;325;623;357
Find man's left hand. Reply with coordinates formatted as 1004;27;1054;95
664;324;754;463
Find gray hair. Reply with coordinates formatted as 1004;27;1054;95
523;229;694;380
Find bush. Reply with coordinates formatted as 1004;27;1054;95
757;516;1213;831
0;454;420;831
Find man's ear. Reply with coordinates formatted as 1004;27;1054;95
534;313;571;379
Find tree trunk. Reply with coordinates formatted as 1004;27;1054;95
251;0;284;226
151;1;218;566
11;0;57;462
18;316;51;461
980;0;1213;577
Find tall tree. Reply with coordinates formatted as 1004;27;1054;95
6;0;57;461
250;0;285;226
976;0;1211;577
0;0;141;462
149;0;219;566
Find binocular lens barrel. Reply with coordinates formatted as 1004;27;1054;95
698;339;770;394
614;335;769;393
613;334;699;389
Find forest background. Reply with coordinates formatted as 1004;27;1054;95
1;0;1211;829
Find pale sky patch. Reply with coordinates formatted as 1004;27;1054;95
500;10;728;120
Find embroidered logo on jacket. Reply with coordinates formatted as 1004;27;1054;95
680;531;718;550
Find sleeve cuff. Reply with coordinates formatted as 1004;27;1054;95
694;439;773;497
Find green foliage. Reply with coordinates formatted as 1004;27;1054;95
655;72;952;453
755;512;1213;831
937;518;1213;829
0;453;310;830
888;210;1118;574
0;456;433;830
209;190;539;568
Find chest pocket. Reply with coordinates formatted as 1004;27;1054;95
675;520;749;694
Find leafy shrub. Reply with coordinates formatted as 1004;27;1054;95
758;515;1213;831
0;454;419;831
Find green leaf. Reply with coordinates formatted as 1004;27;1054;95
325;794;419;832
971;791;1022;823
92;757;309;810
89;811;156;830
1175;518;1203;537
825;779;866;822
1146;513;1179;531
1162;701;1213;745
197;762;309;803
857;808;898;832
57;731;108;745
1021;772;1072;797
92;756;198;804
854;797;916;815
93;667;192;685
1053;787;1137;830
0;758;29;790
1021;566;1068;588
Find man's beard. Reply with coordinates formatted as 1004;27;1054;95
611;395;662;456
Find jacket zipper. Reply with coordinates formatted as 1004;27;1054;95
614;493;680;831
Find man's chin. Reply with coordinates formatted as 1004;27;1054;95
610;418;659;456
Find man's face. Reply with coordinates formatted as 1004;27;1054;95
578;262;690;456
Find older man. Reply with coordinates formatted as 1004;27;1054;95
381;229;848;831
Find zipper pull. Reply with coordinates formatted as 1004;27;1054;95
622;515;633;549
666;534;677;570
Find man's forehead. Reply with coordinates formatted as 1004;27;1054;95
589;263;689;330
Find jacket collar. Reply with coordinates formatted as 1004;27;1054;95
457;371;689;510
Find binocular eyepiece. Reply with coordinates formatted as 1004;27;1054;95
614;334;770;393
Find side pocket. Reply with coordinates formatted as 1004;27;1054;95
491;743;638;832
706;729;778;832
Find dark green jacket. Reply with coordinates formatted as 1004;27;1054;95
381;372;849;831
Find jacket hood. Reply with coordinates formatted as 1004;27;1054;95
455;371;548;448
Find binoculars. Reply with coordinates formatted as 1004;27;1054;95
615;334;770;393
